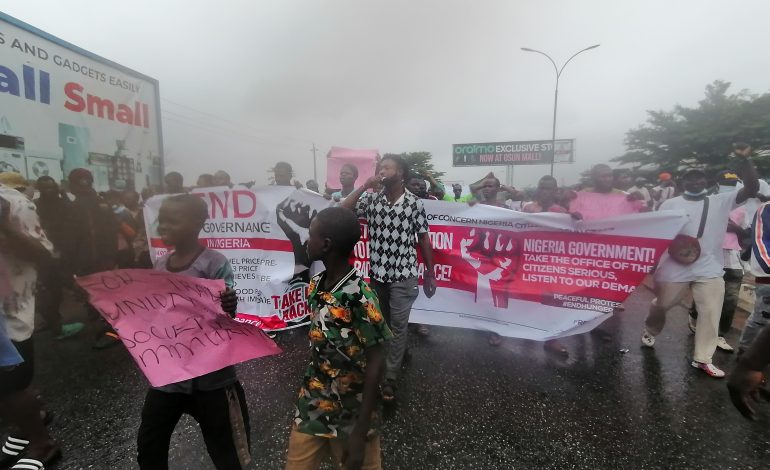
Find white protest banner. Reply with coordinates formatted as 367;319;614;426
144;187;332;331
352;200;687;340
146;187;687;339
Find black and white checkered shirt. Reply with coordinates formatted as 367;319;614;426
356;189;429;283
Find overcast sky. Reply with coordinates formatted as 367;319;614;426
2;0;769;188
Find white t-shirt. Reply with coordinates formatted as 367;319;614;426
739;179;770;225
654;191;739;282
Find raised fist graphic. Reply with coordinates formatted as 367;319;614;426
460;228;519;308
276;196;318;284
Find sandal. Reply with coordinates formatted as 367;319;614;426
544;339;569;357
10;447;61;470
1;437;29;467
381;381;397;402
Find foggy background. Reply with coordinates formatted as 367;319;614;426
2;0;769;188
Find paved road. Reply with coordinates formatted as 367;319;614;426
7;286;770;469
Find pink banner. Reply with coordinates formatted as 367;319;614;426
325;146;379;190
77;269;282;387
569;191;645;221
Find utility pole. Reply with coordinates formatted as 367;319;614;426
310;143;318;182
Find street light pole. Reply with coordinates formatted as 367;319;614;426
521;44;600;176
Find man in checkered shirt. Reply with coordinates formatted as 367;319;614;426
342;155;436;402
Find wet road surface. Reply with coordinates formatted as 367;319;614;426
7;285;770;469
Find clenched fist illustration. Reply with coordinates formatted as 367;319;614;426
460;228;520;308
276;196;317;284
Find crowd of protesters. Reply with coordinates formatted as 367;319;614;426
2;144;770;469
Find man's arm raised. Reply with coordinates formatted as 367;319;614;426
341;176;381;211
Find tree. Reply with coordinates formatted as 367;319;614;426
383;151;445;180
613;80;770;176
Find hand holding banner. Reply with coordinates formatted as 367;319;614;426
76;269;282;387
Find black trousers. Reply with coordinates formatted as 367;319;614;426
136;382;251;470
37;260;65;333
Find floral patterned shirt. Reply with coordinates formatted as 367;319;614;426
0;184;53;342
295;268;392;439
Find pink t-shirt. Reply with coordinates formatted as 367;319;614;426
569;190;644;221
722;207;746;251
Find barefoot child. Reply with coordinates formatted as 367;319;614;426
285;207;392;470
136;194;250;469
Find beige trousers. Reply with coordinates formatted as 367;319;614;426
645;277;725;364
285;426;382;470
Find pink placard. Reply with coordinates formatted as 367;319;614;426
77;269;282;387
325;146;379;191
569;191;644;221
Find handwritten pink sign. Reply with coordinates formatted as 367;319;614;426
77;269;282;387
569;191;644;221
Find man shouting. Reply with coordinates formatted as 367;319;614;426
342;155;436;402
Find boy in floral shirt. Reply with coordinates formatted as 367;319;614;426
285;207;392;470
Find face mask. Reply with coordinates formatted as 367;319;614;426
684;189;708;197
718;184;737;193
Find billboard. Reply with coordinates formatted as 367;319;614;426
453;139;574;167
0;13;162;192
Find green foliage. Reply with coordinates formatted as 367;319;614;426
383;151;445;180
613;80;770;176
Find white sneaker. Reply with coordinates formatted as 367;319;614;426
641;330;656;348
688;316;697;334
716;337;734;352
690;361;725;378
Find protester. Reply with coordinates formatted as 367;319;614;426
569;164;646;220
728;324;770;420
418;171;446;200
329;164;358;202
0;176;61;469
104;190;139;269
141;186;155;205
122;190;151;268
519;176;572;357
407;176;437;200
444;183;473;203
33;176;84;339
305;180;320;193
341;155;436;402
66;169;121;349
212;170;233;188
614;171;633;191
285;207;391;470
273;162;302;188
652;172;676;210
406;175;438;337
469;172;519;207
196;173;214;188
135;194;249;469
737;201;770;356
164;171;185;194
628;177;653;209
688;170;748;351
642;146;758;378
466;172;515;346
565;164;647;341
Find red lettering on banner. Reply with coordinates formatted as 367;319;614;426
195;190;260;219
210;192;229;219
233;191;258;218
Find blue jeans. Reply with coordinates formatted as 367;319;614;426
0;306;23;368
739;283;770;352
